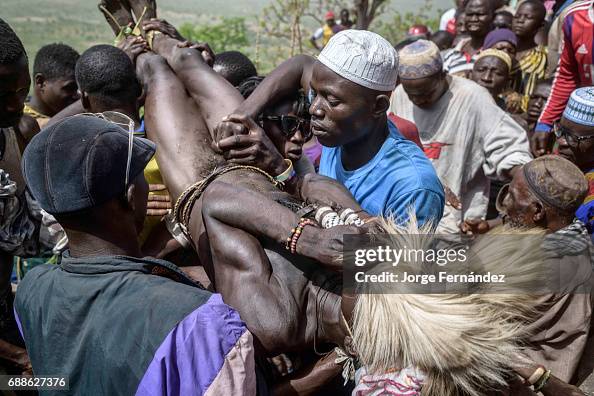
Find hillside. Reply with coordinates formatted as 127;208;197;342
1;0;450;71
1;0;270;65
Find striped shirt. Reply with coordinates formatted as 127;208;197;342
537;0;594;131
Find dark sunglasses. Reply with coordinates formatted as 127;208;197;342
259;115;312;141
554;122;594;146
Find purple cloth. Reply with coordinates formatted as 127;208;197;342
304;140;323;167
484;28;518;49
135;294;248;396
13;307;23;338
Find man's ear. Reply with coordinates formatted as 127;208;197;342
532;201;546;223
80;92;91;111
34;73;45;90
373;94;391;116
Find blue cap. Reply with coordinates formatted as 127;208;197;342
22;115;156;214
563;87;594;127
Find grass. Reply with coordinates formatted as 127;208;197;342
2;0;270;69
2;0;450;73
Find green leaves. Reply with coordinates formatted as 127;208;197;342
179;17;249;54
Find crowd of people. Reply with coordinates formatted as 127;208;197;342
0;0;593;394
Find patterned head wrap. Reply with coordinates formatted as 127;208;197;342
476;48;512;73
523;155;588;213
397;39;443;80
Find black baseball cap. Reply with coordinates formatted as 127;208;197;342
22;115;156;214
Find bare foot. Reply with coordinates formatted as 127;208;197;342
128;0;157;25
98;0;134;36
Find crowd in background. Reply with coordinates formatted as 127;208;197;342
0;0;593;394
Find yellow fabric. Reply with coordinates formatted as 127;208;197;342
518;45;548;112
23;103;50;128
138;155;169;244
323;25;334;45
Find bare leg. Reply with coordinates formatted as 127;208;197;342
136;52;221;200
149;34;244;135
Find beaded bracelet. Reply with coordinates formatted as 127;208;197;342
286;218;317;254
533;369;552;392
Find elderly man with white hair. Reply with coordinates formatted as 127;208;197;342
390;39;533;234
223;30;445;225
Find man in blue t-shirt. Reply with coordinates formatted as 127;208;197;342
228;29;444;224
319;118;444;223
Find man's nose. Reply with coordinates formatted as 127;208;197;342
309;98;324;118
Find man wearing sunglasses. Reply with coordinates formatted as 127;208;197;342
555;87;594;242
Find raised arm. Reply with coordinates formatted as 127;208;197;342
234;55;316;121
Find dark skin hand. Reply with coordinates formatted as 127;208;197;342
0;339;32;375
146;184;171;216
460;217;502;235
511;354;586;396
117;34;149;62
272;351;343;395
531;131;555;157
215;114;288;176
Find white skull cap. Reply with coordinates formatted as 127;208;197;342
318;30;399;92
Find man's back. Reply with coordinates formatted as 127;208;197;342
15;255;255;396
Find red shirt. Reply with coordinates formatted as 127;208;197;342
388;112;423;149
538;1;594;131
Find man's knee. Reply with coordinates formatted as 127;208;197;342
138;53;171;82
171;47;204;71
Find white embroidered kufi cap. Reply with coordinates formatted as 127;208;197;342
318;30;399;92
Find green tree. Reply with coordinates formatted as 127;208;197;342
179;17;249;54
374;0;441;46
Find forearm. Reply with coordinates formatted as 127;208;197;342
298;174;365;215
0;339;26;366
45;100;85;128
202;181;300;244
272;352;342;396
537;33;579;130
236;55;315;119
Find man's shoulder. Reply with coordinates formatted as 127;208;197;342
381;134;443;192
14;264;58;305
450;76;498;103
